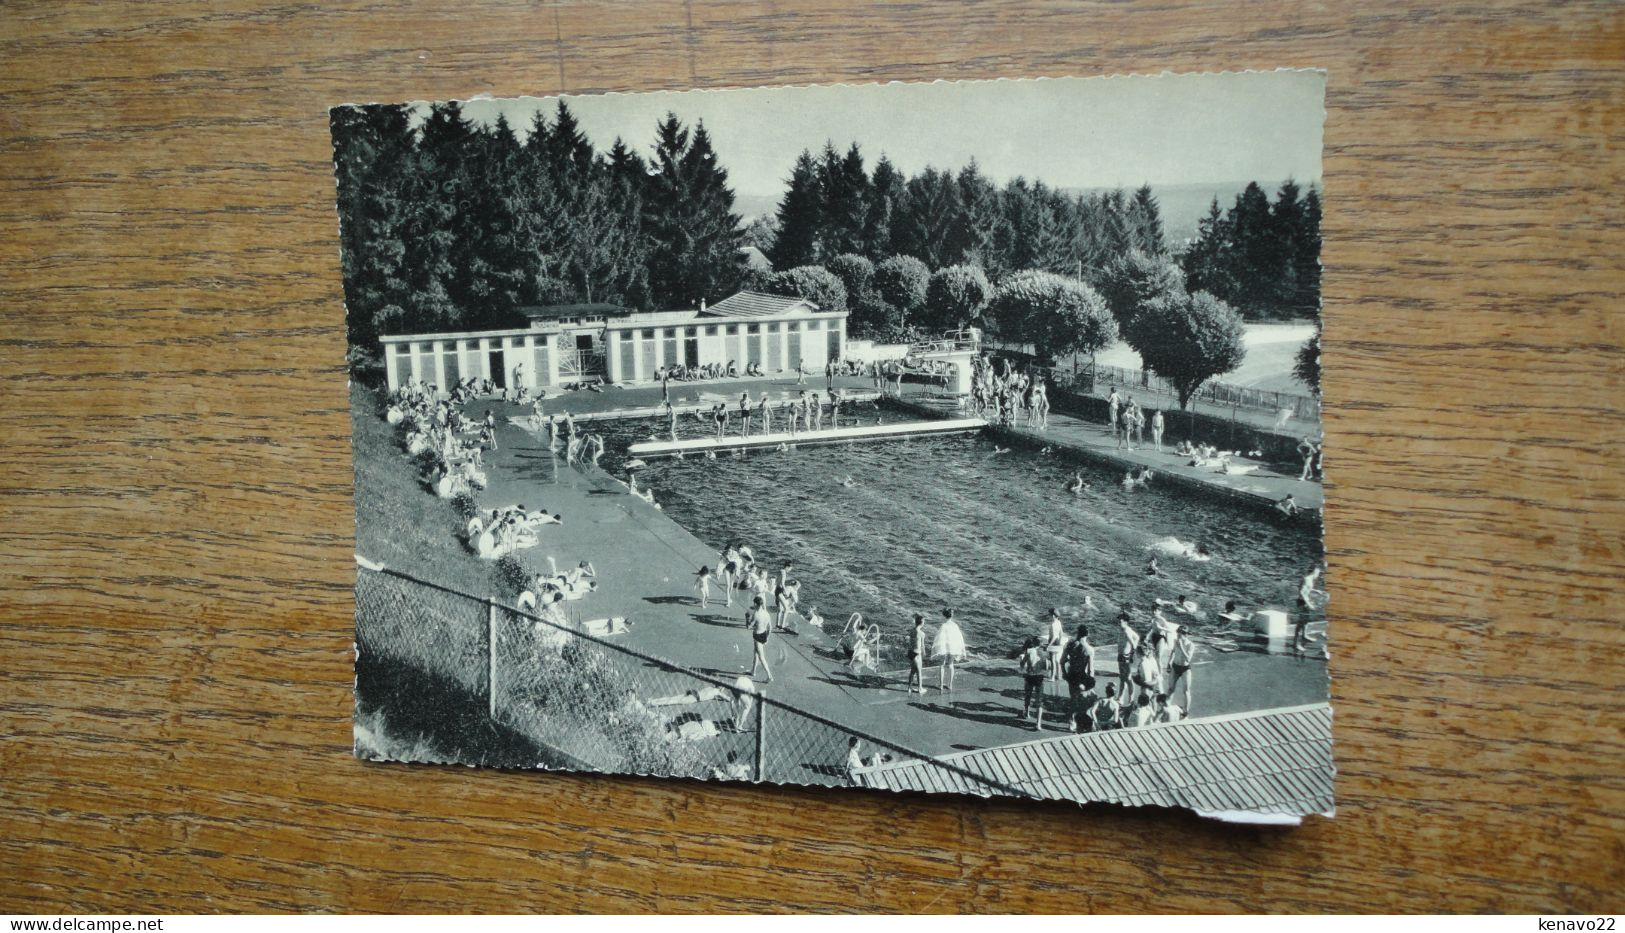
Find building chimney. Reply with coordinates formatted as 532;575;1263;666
700;297;707;313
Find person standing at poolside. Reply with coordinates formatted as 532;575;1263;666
663;401;678;442
810;392;824;431
907;613;927;695
1090;684;1121;732
826;359;835;391
1019;637;1049;730
1044;608;1067;680
932;608;966;694
1116;613;1141;704
1151;409;1165;452
712;402;728;439
1166;627;1196;713
1107;388;1121;434
738;392;752;437
694;566;714;609
747;596;774;683
1298;435;1317;481
1060;625;1095;731
753;393;769;434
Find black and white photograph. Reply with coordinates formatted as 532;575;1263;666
332;71;1331;821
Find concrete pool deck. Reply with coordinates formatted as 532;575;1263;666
891;393;1326;517
453;388;1329;767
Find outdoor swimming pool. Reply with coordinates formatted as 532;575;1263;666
595;399;1323;657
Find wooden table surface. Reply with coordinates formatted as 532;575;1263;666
2;0;1620;914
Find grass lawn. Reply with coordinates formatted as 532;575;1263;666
349;382;712;776
1063;323;1316;394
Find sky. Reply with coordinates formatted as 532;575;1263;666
409;71;1324;200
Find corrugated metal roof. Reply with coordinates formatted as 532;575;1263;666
858;704;1333;817
700;291;819;318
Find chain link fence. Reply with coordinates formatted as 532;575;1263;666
1070;362;1320;422
354;562;1029;797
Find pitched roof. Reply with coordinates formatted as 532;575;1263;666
856;703;1334;819
700;291;818;318
737;245;773;271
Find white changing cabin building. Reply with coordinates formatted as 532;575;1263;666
378;292;848;393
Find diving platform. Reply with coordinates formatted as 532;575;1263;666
627;417;988;458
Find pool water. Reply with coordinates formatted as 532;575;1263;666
593;399;1323;657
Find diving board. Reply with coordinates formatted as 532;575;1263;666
628;417;988;457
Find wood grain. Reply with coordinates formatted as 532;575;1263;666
2;0;1621;914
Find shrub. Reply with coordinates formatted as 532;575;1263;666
412;447;445;480
923;264;992;333
874;255;929;327
990;270;1116;364
766;265;848;314
494;555;531;596
452;491;479;521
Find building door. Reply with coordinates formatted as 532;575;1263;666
788;331;802;372
684;330;700;368
488;349;506;388
827;328;842;362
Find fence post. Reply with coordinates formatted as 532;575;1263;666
753;692;767;783
487;597;498;719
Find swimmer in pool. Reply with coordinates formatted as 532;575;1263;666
1145;556;1162;577
838;475;857;488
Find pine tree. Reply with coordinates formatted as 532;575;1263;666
769;150;822;271
546;100;596;180
1098;189;1134;258
458;114;530;328
1227;181;1276;317
331;103;415;361
863;155;905;260
951;160;1004;269
1128;184;1167;256
1181;197;1236;302
1000;178;1071;277
642;115;741;308
1296;186;1323;319
894;167;961;268
1070;194;1113;281
816;142;869;258
404;101;474;331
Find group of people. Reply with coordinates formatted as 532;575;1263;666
385;381;492;501
1013;603;1199;733
970;356;1051;429
466;504;559;561
1297;435;1325;481
673;389;851;442
1105;388;1165;453
533;407;606;469
693;544;822;685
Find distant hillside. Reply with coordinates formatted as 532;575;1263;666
734;193;780;225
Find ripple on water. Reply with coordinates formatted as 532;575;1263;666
591;408;1321;655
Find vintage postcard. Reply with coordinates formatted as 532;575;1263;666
332;71;1330;821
